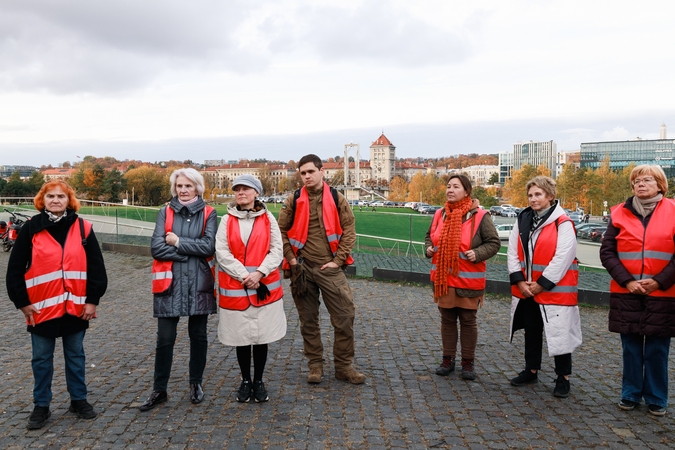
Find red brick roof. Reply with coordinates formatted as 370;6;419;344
371;133;393;147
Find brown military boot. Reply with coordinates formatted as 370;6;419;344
335;367;366;385
307;366;324;384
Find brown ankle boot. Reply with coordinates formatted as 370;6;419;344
461;358;476;380
335;367;366;384
307;366;323;384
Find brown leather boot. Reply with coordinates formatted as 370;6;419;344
307;366;324;384
335;367;366;384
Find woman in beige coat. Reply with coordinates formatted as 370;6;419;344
215;175;286;403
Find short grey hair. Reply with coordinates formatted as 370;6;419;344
170;168;205;197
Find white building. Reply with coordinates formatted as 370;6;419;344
458;165;499;186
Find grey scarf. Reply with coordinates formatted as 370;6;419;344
632;194;662;218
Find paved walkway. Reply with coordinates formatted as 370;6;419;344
0;250;673;449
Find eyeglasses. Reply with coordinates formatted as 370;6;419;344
632;177;656;186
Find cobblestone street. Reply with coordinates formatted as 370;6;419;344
0;250;673;449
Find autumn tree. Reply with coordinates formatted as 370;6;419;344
123;166;170;206
406;173;446;205
473;186;498;208
328;169;344;186
101;168;125;202
388;176;409;201
82;164;106;200
257;165;276;195
502;164;550;206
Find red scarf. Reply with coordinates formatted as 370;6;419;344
434;196;474;298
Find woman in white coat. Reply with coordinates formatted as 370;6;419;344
215;175;286;403
507;176;582;398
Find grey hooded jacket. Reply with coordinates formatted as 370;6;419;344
151;196;218;317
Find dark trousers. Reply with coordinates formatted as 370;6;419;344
519;297;572;376
153;315;209;391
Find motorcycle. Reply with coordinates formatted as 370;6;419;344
1;209;31;252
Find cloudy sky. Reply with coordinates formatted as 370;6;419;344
1;0;674;167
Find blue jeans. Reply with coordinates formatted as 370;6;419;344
31;331;88;407
621;333;670;408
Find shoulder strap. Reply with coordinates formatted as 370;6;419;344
202;205;214;236
79;218;88;246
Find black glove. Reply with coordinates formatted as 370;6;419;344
256;282;270;301
290;263;307;298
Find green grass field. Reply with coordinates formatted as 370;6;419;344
76;203;435;255
70;203;608;267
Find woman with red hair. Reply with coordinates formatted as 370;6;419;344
6;179;108;430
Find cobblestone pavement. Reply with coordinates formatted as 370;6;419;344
1;250;673;449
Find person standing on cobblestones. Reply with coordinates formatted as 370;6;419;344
278;154;366;385
6;180;108;429
600;164;675;417
140;168;218;411
508;176;582;399
215;175;286;403
425;174;500;380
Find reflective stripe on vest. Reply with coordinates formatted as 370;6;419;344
151;205;215;295
218;213;284;310
24;218;92;325
429;208;488;291
609;199;675;297
282;182;354;270
510;216;579;305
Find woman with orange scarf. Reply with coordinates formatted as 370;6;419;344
425;174;500;380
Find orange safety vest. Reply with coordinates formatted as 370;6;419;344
511;216;579;305
24;219;92;325
429;209;489;290
282;182;354;270
609;199;675;297
151;205;215;295
218;213;284;310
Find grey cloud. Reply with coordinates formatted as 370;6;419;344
0;0;268;94
264;3;475;67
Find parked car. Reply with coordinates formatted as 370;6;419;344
569;213;583;223
414;203;430;211
419;206;441;215
495;223;514;240
580;225;604;240
501;207;517;218
489;206;503;216
405;202;417;209
589;227;607;242
575;222;604;237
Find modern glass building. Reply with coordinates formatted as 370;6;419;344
498;151;513;184
580;139;675;178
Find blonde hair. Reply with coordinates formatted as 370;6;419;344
630;164;668;194
526;176;556;204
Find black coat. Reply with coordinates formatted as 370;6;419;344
600;197;675;337
6;210;108;337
